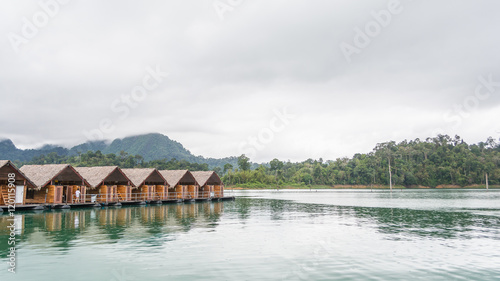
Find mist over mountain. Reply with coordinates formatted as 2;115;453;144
0;133;239;168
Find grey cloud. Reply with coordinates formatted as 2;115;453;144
1;0;499;162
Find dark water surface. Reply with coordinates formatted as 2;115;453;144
1;189;500;280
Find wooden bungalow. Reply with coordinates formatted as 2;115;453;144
74;166;133;204
159;170;199;200
121;168;168;202
19;164;90;205
0;160;36;206
191;171;224;199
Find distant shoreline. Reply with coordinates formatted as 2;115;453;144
226;184;500;190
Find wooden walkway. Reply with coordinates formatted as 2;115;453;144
0;197;235;212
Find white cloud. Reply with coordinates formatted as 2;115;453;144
1;0;499;162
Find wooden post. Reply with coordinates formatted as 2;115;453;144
486;173;489;190
388;158;392;193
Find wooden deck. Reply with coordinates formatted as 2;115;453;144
0;204;45;212
161;199;182;204
64;202;100;208
0;196;235;212
120;200;147;206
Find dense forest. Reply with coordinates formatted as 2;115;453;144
222;135;500;188
17;150;210;171
11;135;500;188
0;133;239;168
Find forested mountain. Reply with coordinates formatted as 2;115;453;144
22;150;212;171
223;135;500;188
0;133;239;168
0;139;69;162
3;134;499;188
70;133;198;161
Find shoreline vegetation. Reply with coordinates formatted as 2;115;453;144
10;134;500;190
222;135;499;190
226;184;500;190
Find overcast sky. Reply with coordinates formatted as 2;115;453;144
1;0;500;162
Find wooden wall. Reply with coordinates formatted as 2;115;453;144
174;185;185;199
187;185;197;199
0;184;27;205
45;185;63;204
167;187;176;200
26;186;48;204
91;185;118;202
214;185;223;198
156;185;167;200
132;185;155;201
70;185;86;203
117;185;130;201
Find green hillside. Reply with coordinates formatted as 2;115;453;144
0;133;239;168
103;133;195;162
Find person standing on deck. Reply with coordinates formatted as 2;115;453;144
75;188;81;203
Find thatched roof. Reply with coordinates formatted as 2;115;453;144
0;160;36;188
159;170;198;186
121;168;167;187
74;166;133;188
20;164;89;189
191;171;223;186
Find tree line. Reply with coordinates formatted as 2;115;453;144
13;134;500;188
18;150;210;171
222;135;500;188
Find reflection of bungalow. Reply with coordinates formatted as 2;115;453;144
97;208;117;226
74;166;133;204
153;205;168;221
0;160;36;206
116;208;132;226
159;170;199;200
20;164;90;205
191;171;224;200
45;212;62;231
121;168;168;202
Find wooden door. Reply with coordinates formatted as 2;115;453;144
66;186;73;203
15;185;25;204
54;186;63;204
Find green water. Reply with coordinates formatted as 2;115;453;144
1;189;500;280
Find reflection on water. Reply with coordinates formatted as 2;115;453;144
353;205;500;240
230;195;500;240
0;202;225;258
1;190;500;281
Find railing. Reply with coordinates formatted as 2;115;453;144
58;190;228;204
197;191;224;199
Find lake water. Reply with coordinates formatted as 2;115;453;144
1;189;500;280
